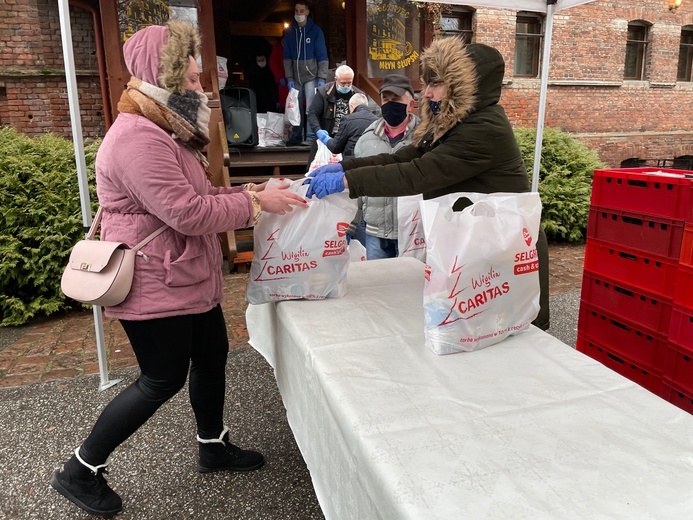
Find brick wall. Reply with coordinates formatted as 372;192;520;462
0;0;104;138
472;0;693;167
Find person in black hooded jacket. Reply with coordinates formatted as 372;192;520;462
304;37;550;330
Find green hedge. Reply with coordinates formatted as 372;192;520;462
515;127;604;243
0;127;100;326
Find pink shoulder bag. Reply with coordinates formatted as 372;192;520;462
61;208;168;307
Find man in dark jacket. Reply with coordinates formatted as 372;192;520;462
305;64;364;166
317;93;376;160
304;39;550;330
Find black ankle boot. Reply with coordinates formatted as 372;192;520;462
50;448;123;516
197;426;265;473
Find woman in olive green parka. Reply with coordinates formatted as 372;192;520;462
307;37;550;330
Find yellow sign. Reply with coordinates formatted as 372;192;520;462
367;1;419;72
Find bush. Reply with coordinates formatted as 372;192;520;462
514;127;604;243
0;127;100;326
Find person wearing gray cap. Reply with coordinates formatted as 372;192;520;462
348;73;421;260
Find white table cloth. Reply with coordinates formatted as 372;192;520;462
247;257;693;520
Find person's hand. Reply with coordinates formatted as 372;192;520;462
305;172;345;199
288;80;295;90
317;80;325;87
256;184;307;214
250;181;268;192
279;77;287;88
316;129;330;144
305;162;344;178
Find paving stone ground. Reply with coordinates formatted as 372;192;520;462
0;243;585;389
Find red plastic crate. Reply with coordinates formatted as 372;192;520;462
669;304;693;352
587;206;684;260
578;302;669;369
583;240;679;299
661;342;693;391
591;168;693;222
681;224;693;268
661;379;693;415
576;334;662;394
580;271;673;335
673;266;693;309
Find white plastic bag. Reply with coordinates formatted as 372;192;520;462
348;239;366;262
247;178;358;304
216;56;229;89
257;112;285;147
285;88;301;126
308;140;342;173
420;192;542;355
397;194;426;263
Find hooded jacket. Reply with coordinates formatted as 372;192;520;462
283;17;329;85
96;21;254;320
341;40;528;198
341;39;549;329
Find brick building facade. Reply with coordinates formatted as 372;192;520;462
0;0;106;139
1;0;692;167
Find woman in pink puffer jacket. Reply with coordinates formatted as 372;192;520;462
50;21;306;516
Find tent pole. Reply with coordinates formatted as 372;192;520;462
57;0;121;391
531;1;556;193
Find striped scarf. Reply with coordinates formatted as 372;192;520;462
118;77;211;171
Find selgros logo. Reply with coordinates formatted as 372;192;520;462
336;222;349;237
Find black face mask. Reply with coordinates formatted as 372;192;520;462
380;101;408;127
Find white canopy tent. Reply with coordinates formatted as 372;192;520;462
413;0;599;191
58;0;120;391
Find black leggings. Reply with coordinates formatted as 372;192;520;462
79;305;229;466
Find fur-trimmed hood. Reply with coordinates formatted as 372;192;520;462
413;39;505;145
123;20;200;94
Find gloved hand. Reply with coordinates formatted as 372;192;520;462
305;162;344;178
288;80;295;90
279;77;287;88
316;129;330;144
317;80;325;87
305;171;345;199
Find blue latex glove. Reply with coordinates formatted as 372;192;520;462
316;129;330;144
305;162;344;178
306;171;345;199
279;77;287;88
288;80;295;90
317;80;325;87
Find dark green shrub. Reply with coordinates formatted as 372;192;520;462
0;127;100;326
514;127;604;243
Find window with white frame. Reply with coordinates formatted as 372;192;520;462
624;21;650;80
514;13;543;77
677;26;693;82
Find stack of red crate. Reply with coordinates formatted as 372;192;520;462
576;167;693;414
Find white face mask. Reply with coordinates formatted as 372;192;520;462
257;60;266;68
294;14;306;24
